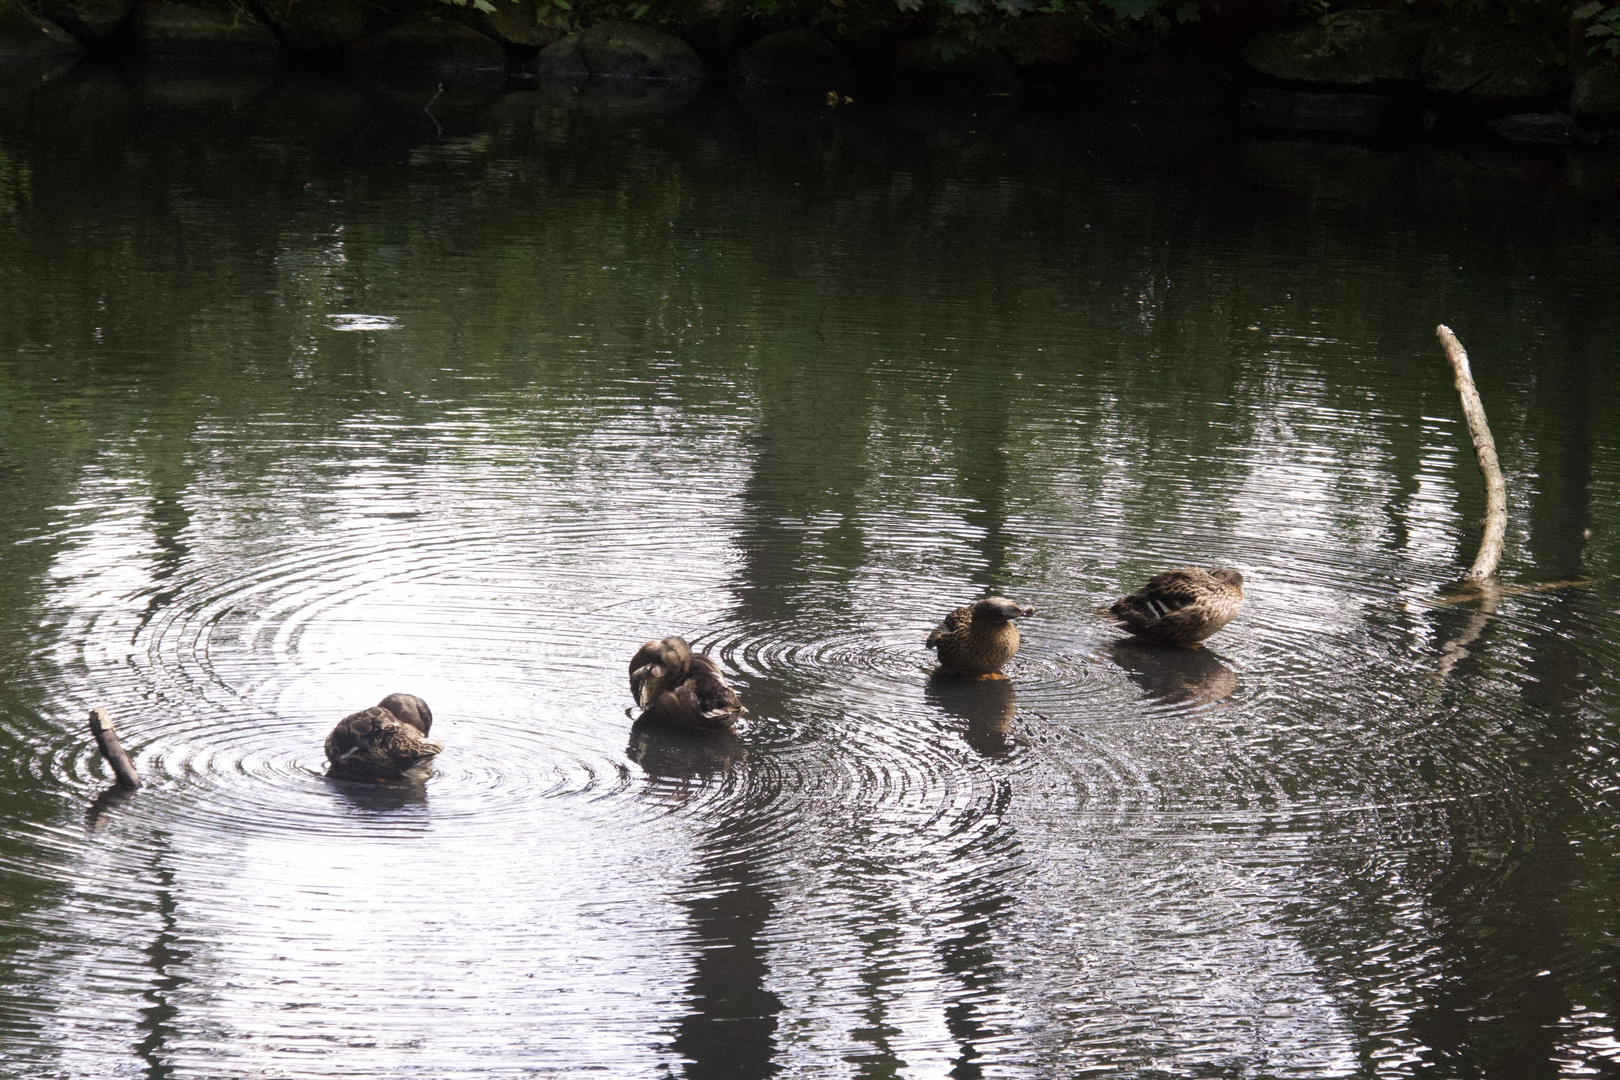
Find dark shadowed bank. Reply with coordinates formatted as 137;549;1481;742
2;0;1620;143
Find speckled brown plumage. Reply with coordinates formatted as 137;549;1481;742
325;693;443;780
926;597;1035;677
629;636;744;732
1108;567;1244;648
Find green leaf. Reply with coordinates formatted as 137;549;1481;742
1574;1;1604;18
1175;2;1199;22
1101;0;1155;19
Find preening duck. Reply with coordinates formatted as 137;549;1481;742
926;597;1035;678
1108;567;1244;648
325;693;443;780
629;636;744;731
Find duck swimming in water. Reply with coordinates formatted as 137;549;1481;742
926;597;1035;678
1108;567;1244;648
629;636;744;732
325;693;443;780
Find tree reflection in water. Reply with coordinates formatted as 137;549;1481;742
630;723;781;1079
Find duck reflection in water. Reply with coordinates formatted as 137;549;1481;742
925;670;1019;757
324;693;443;782
926;597;1035;679
628;636;744;732
329;770;432;814
626;720;747;787
1107;567;1244;649
1108;640;1239;707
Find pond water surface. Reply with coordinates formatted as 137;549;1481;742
2;68;1619;1079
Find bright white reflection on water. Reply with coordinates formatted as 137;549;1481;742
2;70;1619;1080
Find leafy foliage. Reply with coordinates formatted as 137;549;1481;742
1576;0;1620;58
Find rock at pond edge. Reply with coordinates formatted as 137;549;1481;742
349;18;509;97
135;1;281;64
1240;87;1409;135
533;21;705;83
892;36;1020;97
1242;10;1428;87
1573;64;1620;126
467;0;560;49
258;0;372;53
738;28;854;88
1421;22;1567;108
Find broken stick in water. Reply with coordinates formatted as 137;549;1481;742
88;707;142;790
1437;325;1507;582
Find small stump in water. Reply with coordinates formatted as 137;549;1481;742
88;707;142;790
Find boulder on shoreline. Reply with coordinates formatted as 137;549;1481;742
892;36;1019;97
1240;87;1409;135
1242;10;1428;87
1421;22;1566;108
1573;63;1620;126
534;20;705;83
134;1;281;64
738;28;853;88
258;0;371;54
349;18;509;99
1483;110;1613;144
466;0;561;50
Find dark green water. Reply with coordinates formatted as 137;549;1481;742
2;65;1619;1078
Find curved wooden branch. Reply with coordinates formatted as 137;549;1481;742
1437;325;1506;582
88;707;142;790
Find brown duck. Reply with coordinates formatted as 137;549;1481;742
926;597;1035;678
629;636;744;731
1108;567;1244;648
324;693;443;780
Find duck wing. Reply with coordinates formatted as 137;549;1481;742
1108;566;1211;625
686;653;743;720
639;653;742;731
926;606;973;649
1110;568;1236;639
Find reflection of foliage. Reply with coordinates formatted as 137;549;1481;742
1576;0;1620;58
0;150;30;218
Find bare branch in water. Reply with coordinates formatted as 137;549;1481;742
1437;325;1507;582
88;707;142;790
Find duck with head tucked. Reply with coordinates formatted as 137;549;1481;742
1108;567;1244;648
926;597;1035;679
629;636;744;732
325;693;443;780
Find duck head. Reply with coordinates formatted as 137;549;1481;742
972;597;1035;623
629;636;694;708
377;692;433;735
1210;568;1244;590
